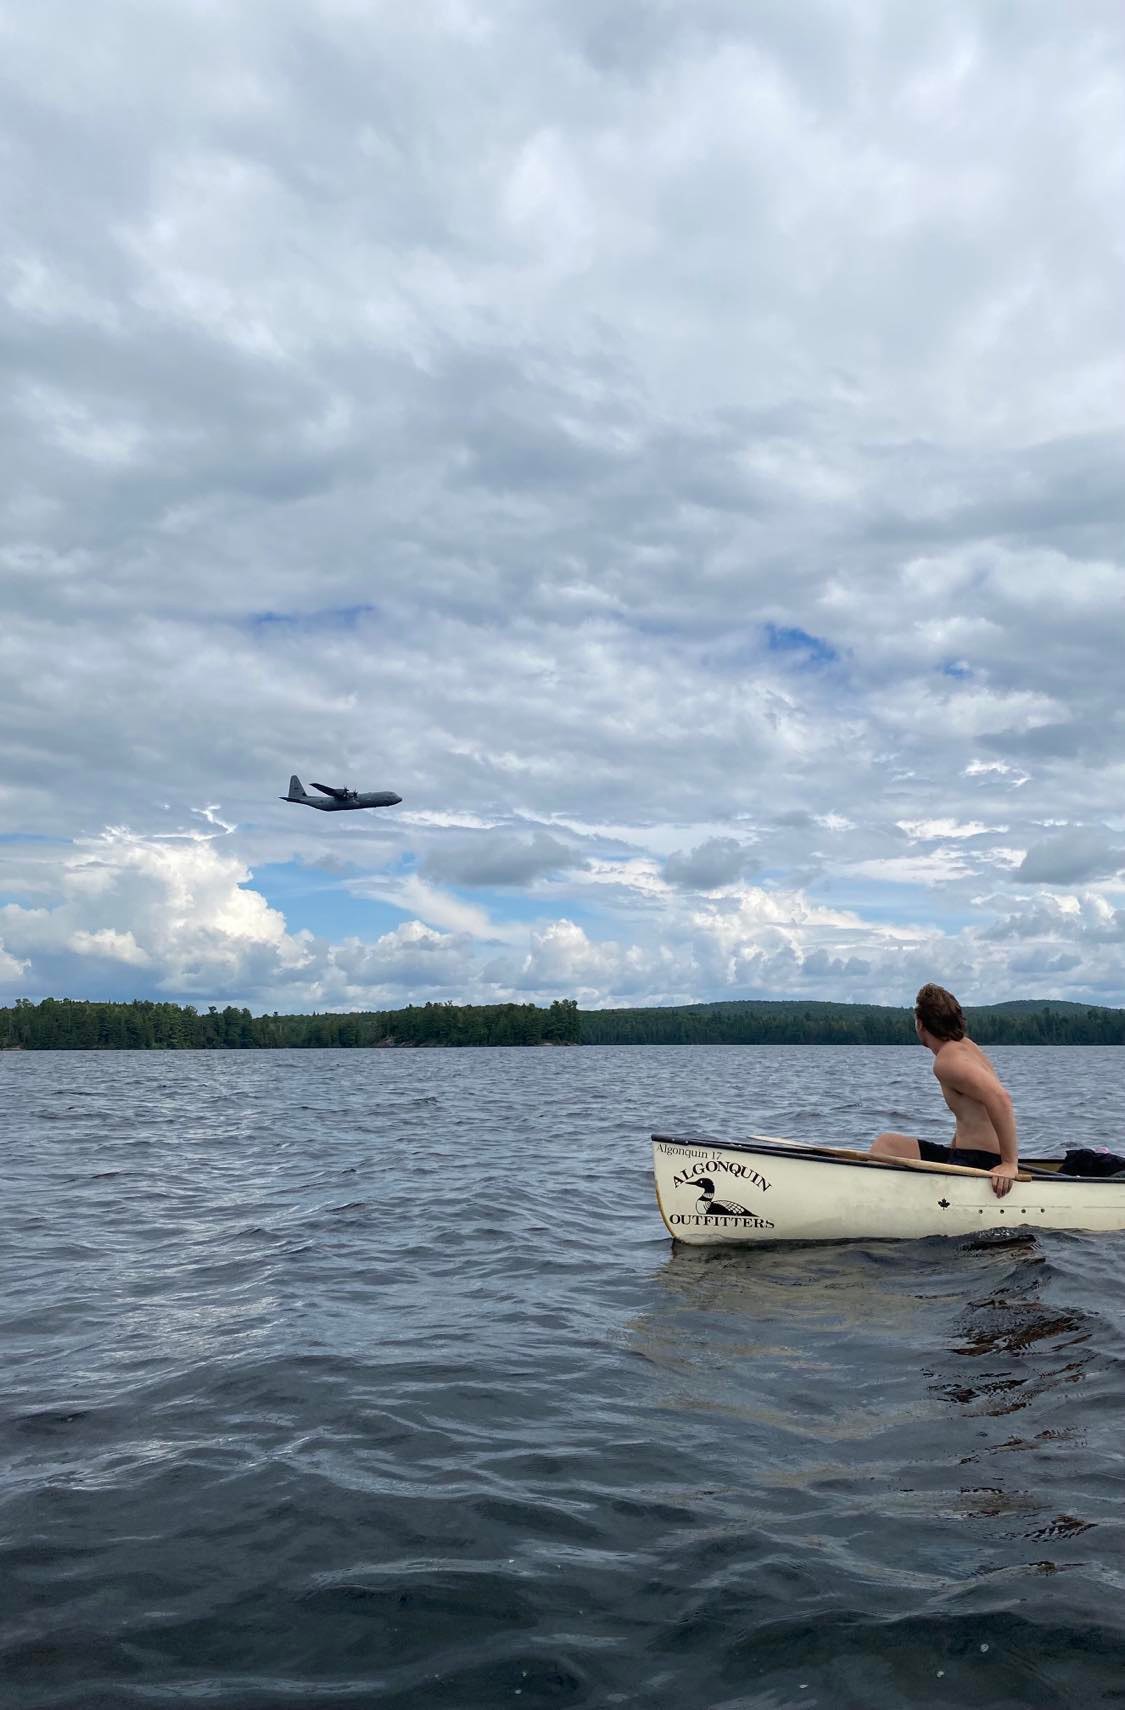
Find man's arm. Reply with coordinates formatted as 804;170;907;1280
936;1051;1019;1197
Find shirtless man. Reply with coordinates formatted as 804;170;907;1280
871;983;1019;1198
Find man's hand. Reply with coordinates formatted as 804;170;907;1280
990;1160;1018;1198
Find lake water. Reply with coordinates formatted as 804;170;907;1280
3;1044;1125;1709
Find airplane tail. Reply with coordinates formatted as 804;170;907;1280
285;774;306;801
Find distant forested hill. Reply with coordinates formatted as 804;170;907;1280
577;998;1125;1046
1;995;1123;1050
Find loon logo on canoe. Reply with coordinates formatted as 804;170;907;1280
669;1175;777;1231
684;1176;755;1217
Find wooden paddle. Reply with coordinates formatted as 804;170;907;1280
746;1132;1033;1183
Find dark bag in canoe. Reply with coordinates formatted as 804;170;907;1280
1058;1147;1125;1178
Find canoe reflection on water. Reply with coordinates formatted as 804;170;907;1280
629;1231;1094;1484
618;1231;1101;1586
632;1233;1097;1417
608;1226;1121;1706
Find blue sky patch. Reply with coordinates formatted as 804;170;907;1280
764;624;838;666
0;833;70;845
250;861;404;940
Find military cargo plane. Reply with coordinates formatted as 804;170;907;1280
281;775;402;812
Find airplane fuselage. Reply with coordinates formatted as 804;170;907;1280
292;791;402;812
281;775;402;811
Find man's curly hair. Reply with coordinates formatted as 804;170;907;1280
915;983;965;1041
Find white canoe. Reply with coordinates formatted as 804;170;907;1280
652;1132;1125;1245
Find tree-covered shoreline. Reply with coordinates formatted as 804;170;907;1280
0;997;581;1050
2;995;1124;1050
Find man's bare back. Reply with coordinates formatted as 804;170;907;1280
934;1037;1007;1153
871;984;1019;1198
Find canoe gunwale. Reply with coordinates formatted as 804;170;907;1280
651;1131;1088;1185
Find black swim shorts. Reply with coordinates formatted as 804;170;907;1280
916;1140;1001;1172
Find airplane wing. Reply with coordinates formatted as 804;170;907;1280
310;781;347;800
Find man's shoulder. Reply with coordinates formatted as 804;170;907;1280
933;1039;976;1077
935;1036;1002;1087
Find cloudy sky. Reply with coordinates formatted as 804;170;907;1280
2;0;1125;1014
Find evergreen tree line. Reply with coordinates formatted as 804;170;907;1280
0;997;581;1050
2;995;1123;1051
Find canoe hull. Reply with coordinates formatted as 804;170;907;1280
653;1134;1125;1245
